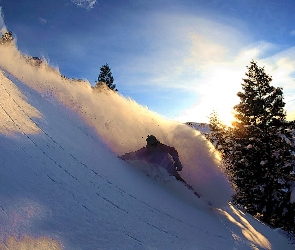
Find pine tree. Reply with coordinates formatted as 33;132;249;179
207;112;234;168
232;61;295;232
95;63;117;91
209;61;295;233
0;31;13;44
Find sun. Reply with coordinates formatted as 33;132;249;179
218;110;236;127
287;110;295;121
175;104;236;127
174;82;240;126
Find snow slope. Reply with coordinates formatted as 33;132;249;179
0;44;293;249
185;122;210;135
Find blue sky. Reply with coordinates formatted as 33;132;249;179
1;0;295;124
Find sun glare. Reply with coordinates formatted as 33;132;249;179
287;110;295;121
218;110;236;127
176;64;244;126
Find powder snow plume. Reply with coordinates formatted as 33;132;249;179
0;42;233;207
0;7;7;34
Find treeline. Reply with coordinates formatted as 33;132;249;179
206;61;295;235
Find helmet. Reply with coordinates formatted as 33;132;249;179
146;135;159;146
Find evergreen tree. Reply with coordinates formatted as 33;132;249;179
95;63;117;91
206;111;234;171
209;61;295;233
0;31;13;44
233;61;295;232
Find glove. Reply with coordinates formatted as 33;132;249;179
174;161;183;171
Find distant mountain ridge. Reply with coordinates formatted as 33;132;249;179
185;122;210;134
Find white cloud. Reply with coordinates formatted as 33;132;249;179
115;11;253;123
259;49;295;121
175;42;295;123
71;0;97;10
124;11;248;90
39;18;47;25
129;11;295;123
116;9;295;123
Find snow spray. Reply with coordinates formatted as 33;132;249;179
0;43;233;207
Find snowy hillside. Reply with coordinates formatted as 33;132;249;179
185;122;210;134
0;44;293;249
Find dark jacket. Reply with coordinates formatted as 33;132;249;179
121;143;183;175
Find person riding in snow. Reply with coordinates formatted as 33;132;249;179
121;135;184;181
121;135;202;199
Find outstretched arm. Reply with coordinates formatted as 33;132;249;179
120;152;134;160
120;148;146;161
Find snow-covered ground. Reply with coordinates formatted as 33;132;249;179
0;44;293;249
185;122;210;135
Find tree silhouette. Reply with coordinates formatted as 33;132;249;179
95;63;117;91
209;61;295;234
0;31;13;44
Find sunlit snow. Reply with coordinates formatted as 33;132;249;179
0;43;293;249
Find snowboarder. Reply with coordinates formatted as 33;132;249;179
121;135;201;198
120;135;185;182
